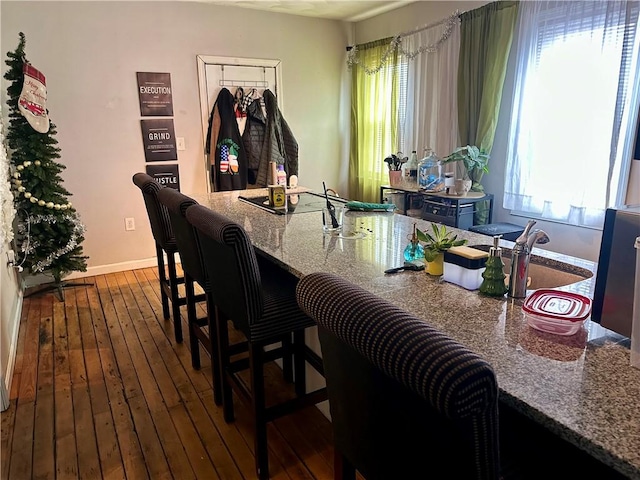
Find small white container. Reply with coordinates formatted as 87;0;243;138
443;262;485;290
443;246;489;291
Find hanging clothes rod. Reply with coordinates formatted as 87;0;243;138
219;79;269;88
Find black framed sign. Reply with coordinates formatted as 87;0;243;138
137;72;173;116
141;118;177;162
146;164;180;190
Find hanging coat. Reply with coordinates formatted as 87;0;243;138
242;89;298;186
205;88;247;191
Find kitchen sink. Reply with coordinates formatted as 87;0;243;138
470;245;593;290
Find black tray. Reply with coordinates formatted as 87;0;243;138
239;192;347;215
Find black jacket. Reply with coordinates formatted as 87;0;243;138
242;89;298;186
206;88;247;191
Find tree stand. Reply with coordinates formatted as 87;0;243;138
24;276;94;302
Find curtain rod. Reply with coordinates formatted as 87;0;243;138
346;9;462;51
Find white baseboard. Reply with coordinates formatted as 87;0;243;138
65;257;160;280
3;288;23;410
23;256;162;286
1;377;8;411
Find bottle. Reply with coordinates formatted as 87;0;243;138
407;151;418;186
402;151;417;186
479;235;509;297
418;147;442;191
276;164;287;186
403;223;425;262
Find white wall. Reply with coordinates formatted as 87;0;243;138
355;0;611;262
354;0;489;44
1;1;350;276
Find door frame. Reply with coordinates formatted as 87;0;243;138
196;55;283;192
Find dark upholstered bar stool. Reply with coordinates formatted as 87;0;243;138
296;272;502;480
155;188;225;405
185;204;327;480
132;173;190;343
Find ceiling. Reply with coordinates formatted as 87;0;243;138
204;1;415;22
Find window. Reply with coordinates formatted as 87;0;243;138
504;1;640;228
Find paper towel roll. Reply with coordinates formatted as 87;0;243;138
631;236;640;369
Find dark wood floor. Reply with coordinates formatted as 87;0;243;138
1;267;337;480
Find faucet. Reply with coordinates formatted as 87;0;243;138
508;220;550;298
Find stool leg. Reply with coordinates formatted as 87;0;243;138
282;334;293;383
216;312;234;421
157;245;170;320
250;343;269;480
166;251;183;343
293;330;306;397
207;298;222;406
334;450;356;480
185;274;200;369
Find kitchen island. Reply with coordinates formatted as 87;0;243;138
192;188;640;479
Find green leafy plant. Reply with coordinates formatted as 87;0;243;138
416;223;467;262
441;145;489;182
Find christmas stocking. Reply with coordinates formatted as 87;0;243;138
19;63;50;133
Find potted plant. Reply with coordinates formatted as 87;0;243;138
416;223;467;275
441;145;490;194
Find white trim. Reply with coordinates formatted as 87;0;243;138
22;254;181;286
1;378;8;411
64;256;159;280
61;256;160;280
2;287;23;410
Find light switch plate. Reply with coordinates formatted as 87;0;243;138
177;137;185;151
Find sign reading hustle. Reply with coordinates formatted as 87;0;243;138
146;164;180;191
141;118;177;162
137;72;173;116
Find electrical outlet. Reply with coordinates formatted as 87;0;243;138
176;137;186;151
125;217;135;231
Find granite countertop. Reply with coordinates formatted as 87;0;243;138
191;188;640;478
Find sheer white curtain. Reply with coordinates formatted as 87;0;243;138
504;1;640;228
402;21;461;160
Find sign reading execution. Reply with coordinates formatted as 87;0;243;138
141;118;177;162
146;164;180;191
137;72;173;116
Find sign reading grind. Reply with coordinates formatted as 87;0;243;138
137;72;173;116
146;164;180;191
141;118;177;162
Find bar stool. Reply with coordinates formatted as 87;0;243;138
132;173;187;343
296;272;502;480
156;188;227;405
185;204;327;480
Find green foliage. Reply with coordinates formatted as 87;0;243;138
416;223;467;262
5;33;88;283
441;145;490;179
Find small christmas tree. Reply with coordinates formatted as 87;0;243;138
4;32;88;292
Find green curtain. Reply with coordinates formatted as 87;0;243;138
457;0;518;222
349;38;401;203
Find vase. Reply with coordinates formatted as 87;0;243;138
454;179;472;196
389;170;402;187
425;252;444;276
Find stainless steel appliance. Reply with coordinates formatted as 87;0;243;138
592;206;640;337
